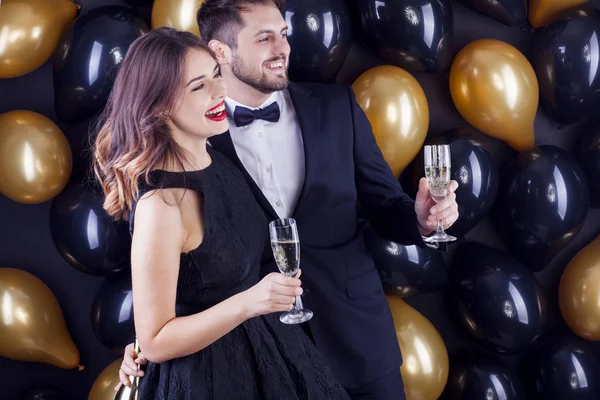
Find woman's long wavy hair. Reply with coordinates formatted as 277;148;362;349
93;27;216;221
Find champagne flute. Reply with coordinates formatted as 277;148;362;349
423;144;457;243
269;218;313;324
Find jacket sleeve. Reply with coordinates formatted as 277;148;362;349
348;85;426;247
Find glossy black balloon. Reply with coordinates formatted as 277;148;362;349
285;0;352;82
53;6;149;123
363;227;448;297
533;7;600;125
91;273;135;353
456;0;526;26
579;126;600;208
520;336;600;399
442;350;525;399
59;116;101;183
354;0;453;73
410;128;500;238
494;145;590;271
50;184;131;276
15;386;74;400
451;242;547;353
122;0;154;6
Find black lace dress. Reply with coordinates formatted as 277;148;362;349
131;146;350;400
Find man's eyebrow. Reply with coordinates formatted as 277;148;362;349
254;26;288;37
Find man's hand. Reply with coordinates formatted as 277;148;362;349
114;342;146;391
415;178;459;236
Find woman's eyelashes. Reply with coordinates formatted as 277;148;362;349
192;71;221;92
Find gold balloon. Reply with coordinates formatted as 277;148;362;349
352;65;429;177
529;0;588;28
0;267;80;369
0;0;78;79
387;296;449;400
0;110;72;204
151;0;206;37
88;359;121;400
114;339;142;400
89;357;135;400
449;39;538;152
559;234;600;341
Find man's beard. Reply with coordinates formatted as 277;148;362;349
231;53;288;94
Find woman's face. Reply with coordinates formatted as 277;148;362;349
168;48;228;139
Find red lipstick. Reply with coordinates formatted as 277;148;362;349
205;101;226;122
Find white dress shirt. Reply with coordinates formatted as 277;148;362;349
225;90;305;218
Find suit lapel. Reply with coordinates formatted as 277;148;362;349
288;82;321;217
209;131;279;220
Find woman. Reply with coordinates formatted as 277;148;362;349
93;27;349;400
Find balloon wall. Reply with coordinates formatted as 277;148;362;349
1;0;600;399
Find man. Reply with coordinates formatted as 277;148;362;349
117;0;459;398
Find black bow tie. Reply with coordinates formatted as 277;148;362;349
232;101;280;127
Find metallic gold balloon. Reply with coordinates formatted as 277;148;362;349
0;110;72;204
151;0;205;37
0;0;78;78
114;340;141;400
88;357;134;400
387;296;449;400
449;39;538;152
529;0;588;28
559;234;600;341
0;267;80;369
88;359;121;400
352;66;429;177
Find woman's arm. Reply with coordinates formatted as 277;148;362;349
131;191;301;364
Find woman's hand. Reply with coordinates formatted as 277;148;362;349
238;270;303;319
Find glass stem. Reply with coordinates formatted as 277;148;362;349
292;295;303;313
437;218;445;234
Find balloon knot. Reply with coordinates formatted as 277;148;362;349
78;365;85;371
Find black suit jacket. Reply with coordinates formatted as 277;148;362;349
210;82;425;389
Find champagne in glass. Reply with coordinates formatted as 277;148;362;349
423;145;457;243
269;218;313;324
271;239;300;276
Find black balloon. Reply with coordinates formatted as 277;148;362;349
533;7;600;125
579;125;600;208
91;273;135;353
285;0;352;82
59;115;101;183
50;184;131;276
520;336;600;399
122;0;154;5
354;0;453;73
363;227;448;297
53;6;149;123
494;145;590;271
450;242;547;353
410;128;500;238
442;350;525;399
456;0;526;26
15;386;74;400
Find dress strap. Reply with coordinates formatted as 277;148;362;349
127;147;218;237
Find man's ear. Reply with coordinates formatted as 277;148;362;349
208;40;230;65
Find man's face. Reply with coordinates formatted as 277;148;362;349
229;3;291;94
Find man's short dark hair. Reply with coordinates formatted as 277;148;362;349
197;0;285;49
